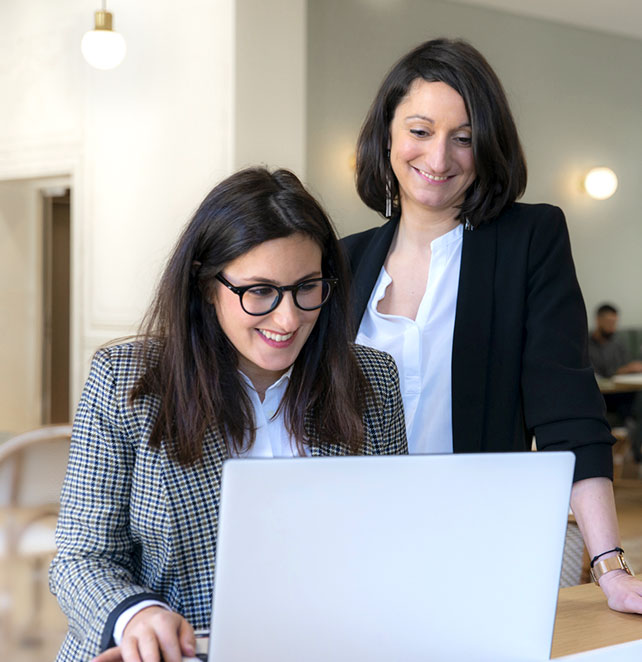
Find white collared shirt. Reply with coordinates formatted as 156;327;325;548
356;223;463;454
234;367;308;458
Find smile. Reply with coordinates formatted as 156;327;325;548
416;168;451;182
258;329;295;343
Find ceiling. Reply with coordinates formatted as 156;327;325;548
443;0;642;41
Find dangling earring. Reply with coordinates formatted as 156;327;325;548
385;149;392;218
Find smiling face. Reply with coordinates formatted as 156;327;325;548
389;79;477;222
212;233;323;394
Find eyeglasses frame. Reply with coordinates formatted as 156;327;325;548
215;273;338;316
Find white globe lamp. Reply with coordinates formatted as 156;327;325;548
81;6;126;70
584;167;618;200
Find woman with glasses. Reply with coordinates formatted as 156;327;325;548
343;38;642;614
50;167;407;662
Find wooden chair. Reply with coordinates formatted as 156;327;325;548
0;424;72;647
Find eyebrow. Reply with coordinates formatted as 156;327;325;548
405;115;471;129
236;271;323;285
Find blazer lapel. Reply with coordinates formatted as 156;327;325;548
350;218;398;327
452;222;497;453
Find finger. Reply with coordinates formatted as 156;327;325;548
120;633;144;662
136;629;162;662
178;618;197;657
156;621;187;662
92;647;125;662
620;590;642;614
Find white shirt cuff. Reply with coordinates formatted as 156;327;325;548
113;599;170;645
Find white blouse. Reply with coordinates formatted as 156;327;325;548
234;368;307;458
355;223;463;454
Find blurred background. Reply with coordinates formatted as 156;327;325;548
1;0;641;659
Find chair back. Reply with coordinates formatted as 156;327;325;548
0;425;72;511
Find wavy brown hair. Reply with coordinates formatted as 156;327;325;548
356;38;527;227
130;167;371;464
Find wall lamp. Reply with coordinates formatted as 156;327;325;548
81;1;126;70
584;167;618;200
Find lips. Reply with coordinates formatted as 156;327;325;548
415;167;452;183
258;329;294;342
256;329;298;348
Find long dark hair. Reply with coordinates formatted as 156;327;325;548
130;167;370;464
356;38;527;227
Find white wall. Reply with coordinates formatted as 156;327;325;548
235;0;307;176
306;0;642;326
0;0;235;412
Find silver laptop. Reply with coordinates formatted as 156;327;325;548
204;452;574;662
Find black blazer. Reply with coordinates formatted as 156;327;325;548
342;202;614;481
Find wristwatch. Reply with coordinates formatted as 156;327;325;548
590;551;634;586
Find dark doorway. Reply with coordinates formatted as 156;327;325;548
42;189;71;424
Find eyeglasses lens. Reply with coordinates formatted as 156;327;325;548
294;280;327;310
242;286;281;315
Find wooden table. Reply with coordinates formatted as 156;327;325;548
551;582;642;657
598;374;642;394
193;582;642;659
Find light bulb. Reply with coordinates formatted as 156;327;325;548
584;167;618;200
81;10;126;70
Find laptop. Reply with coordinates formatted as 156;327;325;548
201;452;574;662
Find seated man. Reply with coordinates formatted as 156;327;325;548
589;303;642;378
589;302;642;461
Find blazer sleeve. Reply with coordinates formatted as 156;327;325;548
519;208;614;480
49;348;165;655
354;344;408;455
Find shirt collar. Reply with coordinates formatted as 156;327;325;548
238;365;293;394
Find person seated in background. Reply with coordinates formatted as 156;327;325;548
589;303;642;379
49;167;407;662
589;302;642;462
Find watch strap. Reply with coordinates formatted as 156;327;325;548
590;552;634;586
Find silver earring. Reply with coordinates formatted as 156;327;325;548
385;149;392;218
464;218;474;231
385;177;392;218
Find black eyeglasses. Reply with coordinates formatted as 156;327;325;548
215;273;338;316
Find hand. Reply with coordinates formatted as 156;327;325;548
92;606;196;662
598;569;642;614
617;361;642;374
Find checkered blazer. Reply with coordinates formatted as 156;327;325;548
50;341;407;661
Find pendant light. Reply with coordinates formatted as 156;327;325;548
81;1;127;70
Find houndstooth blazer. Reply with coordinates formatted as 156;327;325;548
50;341;407;661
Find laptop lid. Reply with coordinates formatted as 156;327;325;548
208;452;574;662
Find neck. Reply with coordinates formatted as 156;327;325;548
397;207;460;251
592;329;609;344
239;365;287;402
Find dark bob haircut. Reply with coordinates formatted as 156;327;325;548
356;38;527;227
132;167;370;464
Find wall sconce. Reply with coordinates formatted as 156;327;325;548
81;1;126;70
584;167;618;200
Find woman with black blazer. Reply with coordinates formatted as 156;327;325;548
50;167;407;662
342;38;642;613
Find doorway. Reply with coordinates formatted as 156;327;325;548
41;188;71;424
0;177;71;435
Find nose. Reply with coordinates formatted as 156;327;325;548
271;291;302;330
426;135;451;174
